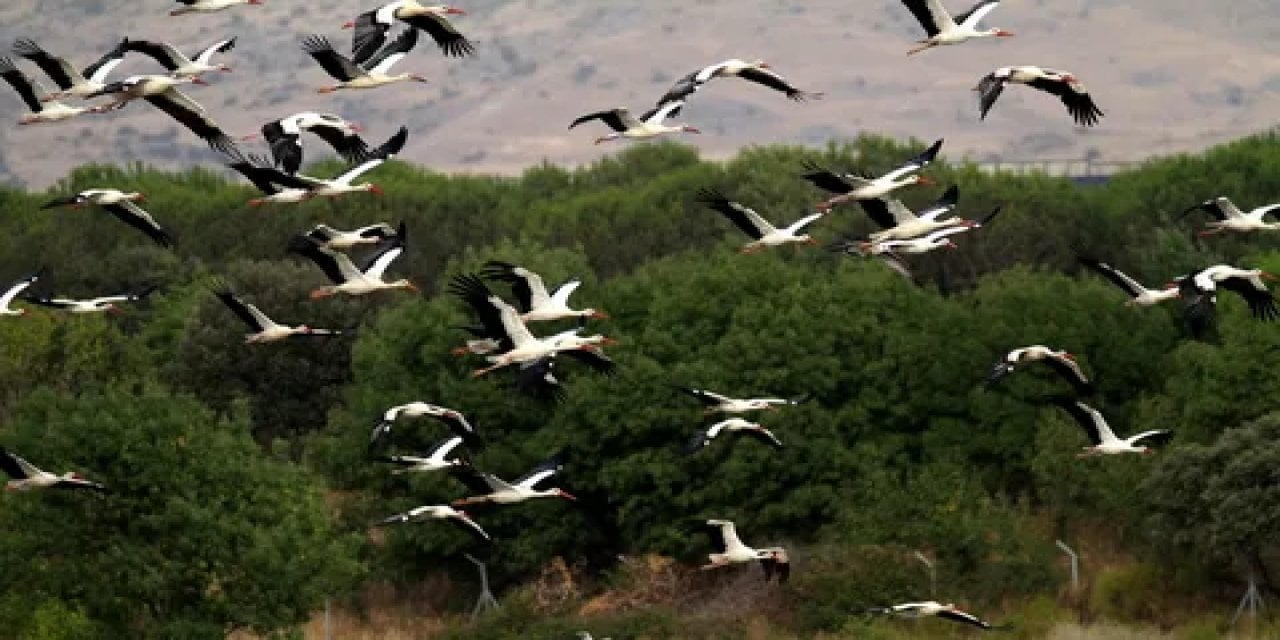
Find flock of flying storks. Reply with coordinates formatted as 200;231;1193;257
0;0;1276;633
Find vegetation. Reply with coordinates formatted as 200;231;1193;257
1;131;1279;638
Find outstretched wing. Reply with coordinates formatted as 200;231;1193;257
1044;354;1093;394
800;160;857;194
101;201;174;248
937;608;993;629
737;67;819;101
1050;398;1111;445
513;455;564;490
676;385;731;407
1078;258;1146;299
302;34;364;81
1129;430;1174;447
1218;275;1279;322
402;13;474;58
561;346;617;376
697;188;774;239
976;71;1008;121
1026;74;1104;127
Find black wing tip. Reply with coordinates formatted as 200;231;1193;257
695;187;730;204
301;34;334;52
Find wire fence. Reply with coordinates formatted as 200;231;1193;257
969;158;1142;183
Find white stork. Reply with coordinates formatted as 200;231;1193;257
0;56;90;124
40;189;173;247
169;0;262;16
1078;258;1179;307
10;37;128;100
123;37;237;80
847;205;999;257
569;99;700;144
686;418;784;453
1181;197;1280;235
860;185;975;243
869;601;995;629
305;222;401;250
1051;399;1173;457
901;1;1012;55
374;436;468;473
658;58;822;104
87;75;242;156
244;112;369;174
0;271;41;317
287;230;416;298
696;189;824;253
213;283;341;343
479;260;608;323
345;2;473;62
303;30;426;92
677;385;810;414
701;519;789;583
804;139;943;211
449;456;577;506
988;345;1092;395
448;273;609;377
237;128;405;205
1173;265;1279;336
24;285;157;315
1;449;106;492
378;504;491;542
280;127;408;200
225;154;317;204
369;402;479;447
976;66;1103;127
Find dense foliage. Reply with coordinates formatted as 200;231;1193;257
1;132;1279;637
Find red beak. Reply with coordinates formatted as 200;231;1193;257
368;185;384;196
341;20;355;29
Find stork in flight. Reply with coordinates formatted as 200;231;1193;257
1180;196;1280;235
569;100;700;144
868;601;996;629
988;345;1092;395
804;139;943;211
1078;258;1179;307
449;455;577;506
697;189;824;253
302;30;427;93
901;1;1012;55
212;281;342;343
287;223;416;298
657;58;822;104
11;37;129;100
24;284;158;315
677;385;810;414
1050;398;1173;456
0;271;42;317
975;66;1103;127
686;418;784;453
345;1;473;62
378;504;491;542
702;519;790;583
480;261;608;323
1;449;107;492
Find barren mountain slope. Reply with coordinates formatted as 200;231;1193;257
0;0;1277;186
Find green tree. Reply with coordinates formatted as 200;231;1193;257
0;385;362;639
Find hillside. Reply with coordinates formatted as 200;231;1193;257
1;0;1280;186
